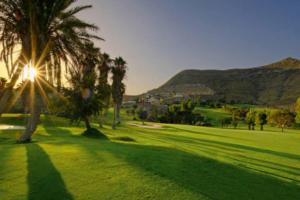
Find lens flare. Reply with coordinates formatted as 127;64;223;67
22;61;37;82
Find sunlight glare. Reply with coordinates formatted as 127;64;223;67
23;61;37;82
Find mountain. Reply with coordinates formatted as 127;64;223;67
147;57;300;105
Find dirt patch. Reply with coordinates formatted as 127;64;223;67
128;123;163;129
0;125;25;130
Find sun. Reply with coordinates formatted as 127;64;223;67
22;61;38;82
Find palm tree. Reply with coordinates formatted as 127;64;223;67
97;53;112;127
111;57;127;129
0;0;101;142
67;42;100;131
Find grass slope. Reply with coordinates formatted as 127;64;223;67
0;114;300;200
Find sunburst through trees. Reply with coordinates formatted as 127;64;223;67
0;0;114;142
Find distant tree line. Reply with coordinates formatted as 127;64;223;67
126;98;299;132
221;106;295;132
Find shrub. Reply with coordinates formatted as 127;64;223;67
82;128;108;139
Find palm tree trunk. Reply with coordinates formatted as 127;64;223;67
99;112;104;128
18;33;46;142
116;103;121;124
112;103;117;129
84;116;91;130
18;94;41;143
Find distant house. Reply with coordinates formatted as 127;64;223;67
147;96;160;105
171;93;184;103
122;100;137;108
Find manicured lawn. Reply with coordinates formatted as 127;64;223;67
0;114;300;199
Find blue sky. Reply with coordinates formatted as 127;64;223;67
49;1;300;94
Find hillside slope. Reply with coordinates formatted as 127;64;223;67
149;57;300;105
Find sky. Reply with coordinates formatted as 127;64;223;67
1;0;300;94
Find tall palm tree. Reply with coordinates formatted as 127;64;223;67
0;0;101;142
111;57;127;129
97;52;112;127
67;42;100;130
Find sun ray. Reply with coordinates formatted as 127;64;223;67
29;81;35;119
37;77;67;102
35;79;51;111
5;81;29;112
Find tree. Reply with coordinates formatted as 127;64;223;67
256;111;268;131
231;108;241;129
65;42;102;131
97;53;112;127
269;110;295;132
137;108;148;125
111;57;127;129
221;117;232;128
246;109;256;130
0;0;101;142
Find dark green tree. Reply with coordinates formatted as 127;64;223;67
66;43;101;131
256;112;268;131
137;108;148;125
111;57;127;129
97;53;112;127
246;109;256;130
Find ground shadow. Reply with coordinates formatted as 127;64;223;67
166;126;249;141
26;143;73;200
41;123;300;199
101;142;300;200
141;128;300;162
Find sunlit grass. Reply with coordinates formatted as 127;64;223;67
0;113;300;199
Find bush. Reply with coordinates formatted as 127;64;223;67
82;128;108;139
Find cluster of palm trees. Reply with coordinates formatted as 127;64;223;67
0;0;127;142
66;44;127;132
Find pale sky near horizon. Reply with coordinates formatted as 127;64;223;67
1;0;300;95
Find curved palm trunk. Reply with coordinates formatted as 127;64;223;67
18;96;41;143
18;33;47;142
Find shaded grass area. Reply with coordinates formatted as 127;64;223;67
26;144;73;200
0;114;300;199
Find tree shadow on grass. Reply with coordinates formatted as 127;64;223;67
101;142;300;200
142;129;300;162
165;126;249;141
26;144;73;200
41;124;300;199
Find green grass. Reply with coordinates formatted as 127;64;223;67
197;107;231;126
0;114;300;199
